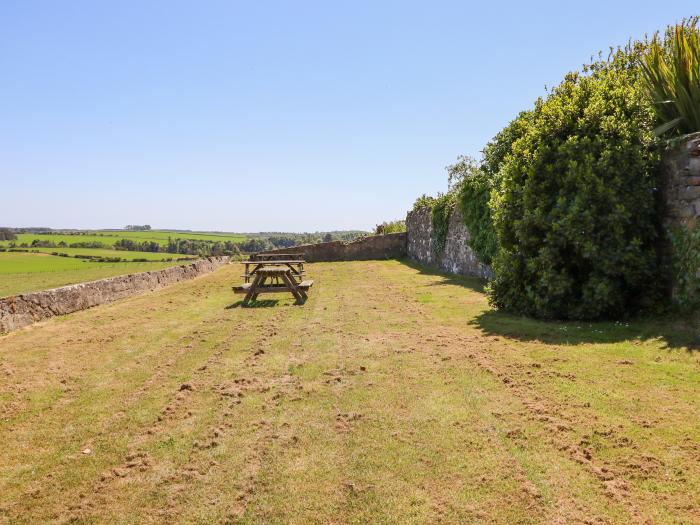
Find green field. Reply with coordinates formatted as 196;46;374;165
0;230;240;297
2;247;195;261
0;252;189;297
0;230;247;249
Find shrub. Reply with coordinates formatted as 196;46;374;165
488;49;663;320
412;194;436;210
482;111;533;179
640;20;700;137
374;220;406;235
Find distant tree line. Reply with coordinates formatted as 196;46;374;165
114;237;242;257
3;229;371;257
25;239;109;249
125;225;151;231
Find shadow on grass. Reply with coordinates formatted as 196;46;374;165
226;299;280;309
399;258;487;294
473;310;700;352
398;259;700;352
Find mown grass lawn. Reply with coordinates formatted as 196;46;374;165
1;260;699;524
0;252;189;297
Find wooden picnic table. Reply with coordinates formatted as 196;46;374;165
240;259;306;283
233;266;313;306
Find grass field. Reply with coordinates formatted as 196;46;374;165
0;252;188;297
2;247;195;261
1;260;699;523
0;230;247;249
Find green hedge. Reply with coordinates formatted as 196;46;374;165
487;50;664;320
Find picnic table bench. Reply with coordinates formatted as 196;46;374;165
233;259;313;306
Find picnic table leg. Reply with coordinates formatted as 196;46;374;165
285;263;300;282
281;272;305;304
243;274;262;306
252;274;268;301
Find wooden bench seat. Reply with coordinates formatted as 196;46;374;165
233;280;313;294
298;280;314;290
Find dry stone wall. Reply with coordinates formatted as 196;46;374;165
662;132;700;227
259;233;406;262
0;257;230;334
406;207;492;279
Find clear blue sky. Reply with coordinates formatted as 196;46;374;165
2;1;696;232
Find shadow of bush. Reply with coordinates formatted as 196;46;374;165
473;307;700;352
398;258;700;352
400;258;487;294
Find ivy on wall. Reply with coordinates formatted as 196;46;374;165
412;193;456;253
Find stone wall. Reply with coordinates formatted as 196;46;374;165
259;233;406;262
662;132;700;227
0;257;230;334
406;207;492;279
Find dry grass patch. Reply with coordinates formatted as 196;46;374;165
1;260;699;524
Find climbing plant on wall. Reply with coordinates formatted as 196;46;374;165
412;193;456;253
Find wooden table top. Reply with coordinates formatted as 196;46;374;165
254;253;302;258
240;260;305;265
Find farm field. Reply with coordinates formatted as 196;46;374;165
2;247;194;261
1;260;699;523
0;252;187;297
0;230;247;249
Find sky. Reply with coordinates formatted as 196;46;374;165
1;1;697;232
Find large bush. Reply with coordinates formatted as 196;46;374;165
487;50;664;320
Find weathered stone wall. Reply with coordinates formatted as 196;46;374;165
0;257;230;334
259;233;406;262
406;207;492;279
662;132;700;227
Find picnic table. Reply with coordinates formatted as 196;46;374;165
233;259;313;306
